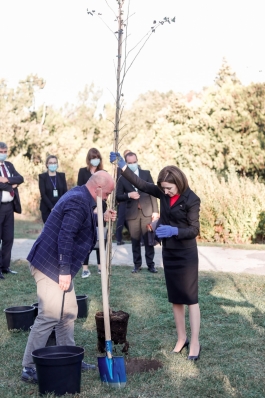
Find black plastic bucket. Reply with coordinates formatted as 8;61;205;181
4;306;35;331
32;345;84;396
76;295;88;318
30;326;57;347
31;302;38;318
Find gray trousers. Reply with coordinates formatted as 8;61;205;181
22;266;78;368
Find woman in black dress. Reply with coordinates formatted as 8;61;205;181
39;155;67;223
77;148;104;277
110;152;201;360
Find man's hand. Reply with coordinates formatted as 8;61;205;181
129;191;140;200
0;176;8;183
104;209;117;222
152;212;159;221
59;274;71;291
12;184;17;188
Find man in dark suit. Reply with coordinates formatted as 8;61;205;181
0;142;24;279
21;171;116;384
116;152;159;273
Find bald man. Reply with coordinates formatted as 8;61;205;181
21;171;116;384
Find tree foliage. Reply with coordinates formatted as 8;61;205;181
1;60;265;243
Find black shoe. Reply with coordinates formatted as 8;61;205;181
21;367;38;384
117;241;125;245
148;267;158;273
0;272;5;280
81;361;97;371
171;338;189;353
2;269;17;274
187;345;201;361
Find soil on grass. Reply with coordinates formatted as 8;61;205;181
126;358;163;374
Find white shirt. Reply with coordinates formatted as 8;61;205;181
128;167;139;197
0;162;14;202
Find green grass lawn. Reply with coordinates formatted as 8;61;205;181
14;217;43;239
0;261;264;397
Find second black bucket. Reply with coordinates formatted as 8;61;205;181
32;345;84;396
76;294;88;318
4;306;35;331
31;302;38;319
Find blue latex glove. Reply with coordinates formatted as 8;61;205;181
156;225;178;238
109;152;126;168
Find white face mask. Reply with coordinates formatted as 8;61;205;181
127;163;138;172
90;159;100;167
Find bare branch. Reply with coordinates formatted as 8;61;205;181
122;25;161;84
98;15;117;41
118;129;130;146
122;11;136;25
119;123;127;132
119;0;131;97
104;0;118;19
107;87;116;102
120;31;148;74
106;118;115;126
118;104;124;124
120;21;161;75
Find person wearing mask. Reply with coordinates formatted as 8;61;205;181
77;148;106;277
115;149;131;245
39;155;67;223
116;152;159;274
0;142;24;279
110;152;201;361
21;171;116;383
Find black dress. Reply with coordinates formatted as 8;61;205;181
121;167;200;305
39;172;67;223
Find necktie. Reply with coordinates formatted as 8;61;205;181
1;164;14;197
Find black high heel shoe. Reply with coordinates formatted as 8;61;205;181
187;345;201;361
171;338;189;354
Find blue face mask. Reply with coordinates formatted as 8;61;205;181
0;153;7;162
127;163;138;172
48;164;58;172
90;158;100;167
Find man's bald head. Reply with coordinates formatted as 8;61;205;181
86;170;115;200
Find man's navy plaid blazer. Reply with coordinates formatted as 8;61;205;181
27;185;97;283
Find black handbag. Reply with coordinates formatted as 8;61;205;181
93;227;108;250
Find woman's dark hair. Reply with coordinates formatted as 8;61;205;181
45;155;58;167
157;165;189;195
86;148;103;171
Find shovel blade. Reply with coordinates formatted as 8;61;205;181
98;356;126;388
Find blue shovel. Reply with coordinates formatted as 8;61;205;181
96;191;126;388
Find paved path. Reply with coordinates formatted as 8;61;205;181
11;239;265;275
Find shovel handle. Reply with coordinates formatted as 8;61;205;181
97;191;111;342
